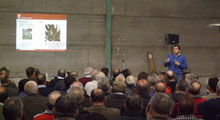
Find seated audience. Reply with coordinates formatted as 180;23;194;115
33;91;61;120
47;68;65;89
37;73;53;96
79;66;94;87
67;87;89;120
146;93;174;120
0;86;8;120
134;79;151;118
114;93;145;120
85;88;120;119
154;82;166;93
54;94;79;120
165;70;177;93
85;72;105;96
137;71;148;81
171;80;188;102
51;68;66;90
3;96;23;120
111;68;121;86
18;79;28;98
172;95;197;120
198;81;220;120
105;80;127;110
202;77;219;100
0;77;18;97
22;81;47;120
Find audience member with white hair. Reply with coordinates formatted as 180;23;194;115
126;75;136;91
79;66;94;87
85;72;106;96
22;81;47;120
115;74;126;83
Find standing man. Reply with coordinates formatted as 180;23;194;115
164;45;187;81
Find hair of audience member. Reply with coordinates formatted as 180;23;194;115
148;74;161;86
115;74;125;83
185;73;199;84
165;70;176;81
176;80;189;92
98;78;110;93
95;72;106;81
0;86;8;103
125;93;143;111
113;68;120;78
58;68;66;78
55;94;78;118
18;79;29;91
126;75;136;85
34;68;40;77
67;87;84;108
24;81;38;95
208;77;219;92
83;113;107;120
178;95;194;115
189;81;201;95
91;69;98;79
70;71;78;80
112;80;127;93
148;93;174;116
26;67;36;78
154;82;166;93
0;67;10;80
121;69;131;79
0;77;8;84
84;66;94;75
138;71;148;80
101;67;109;76
37;73;46;85
3;96;23;120
70;81;84;90
64;75;76;89
135;79;151;95
91;88;105;103
47;91;61;110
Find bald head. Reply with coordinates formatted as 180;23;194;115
48;91;61;110
155;82;166;93
24;81;38;95
166;70;175;81
70;81;84;90
91;88;105;103
113;68;120;78
189;81;201;95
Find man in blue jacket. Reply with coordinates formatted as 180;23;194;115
164;45;187;81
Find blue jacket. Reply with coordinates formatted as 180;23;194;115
164;54;187;76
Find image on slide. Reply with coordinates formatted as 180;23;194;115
45;24;60;42
22;28;32;40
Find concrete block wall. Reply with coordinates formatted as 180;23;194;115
0;0;220;81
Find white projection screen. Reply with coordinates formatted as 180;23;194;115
16;13;67;51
